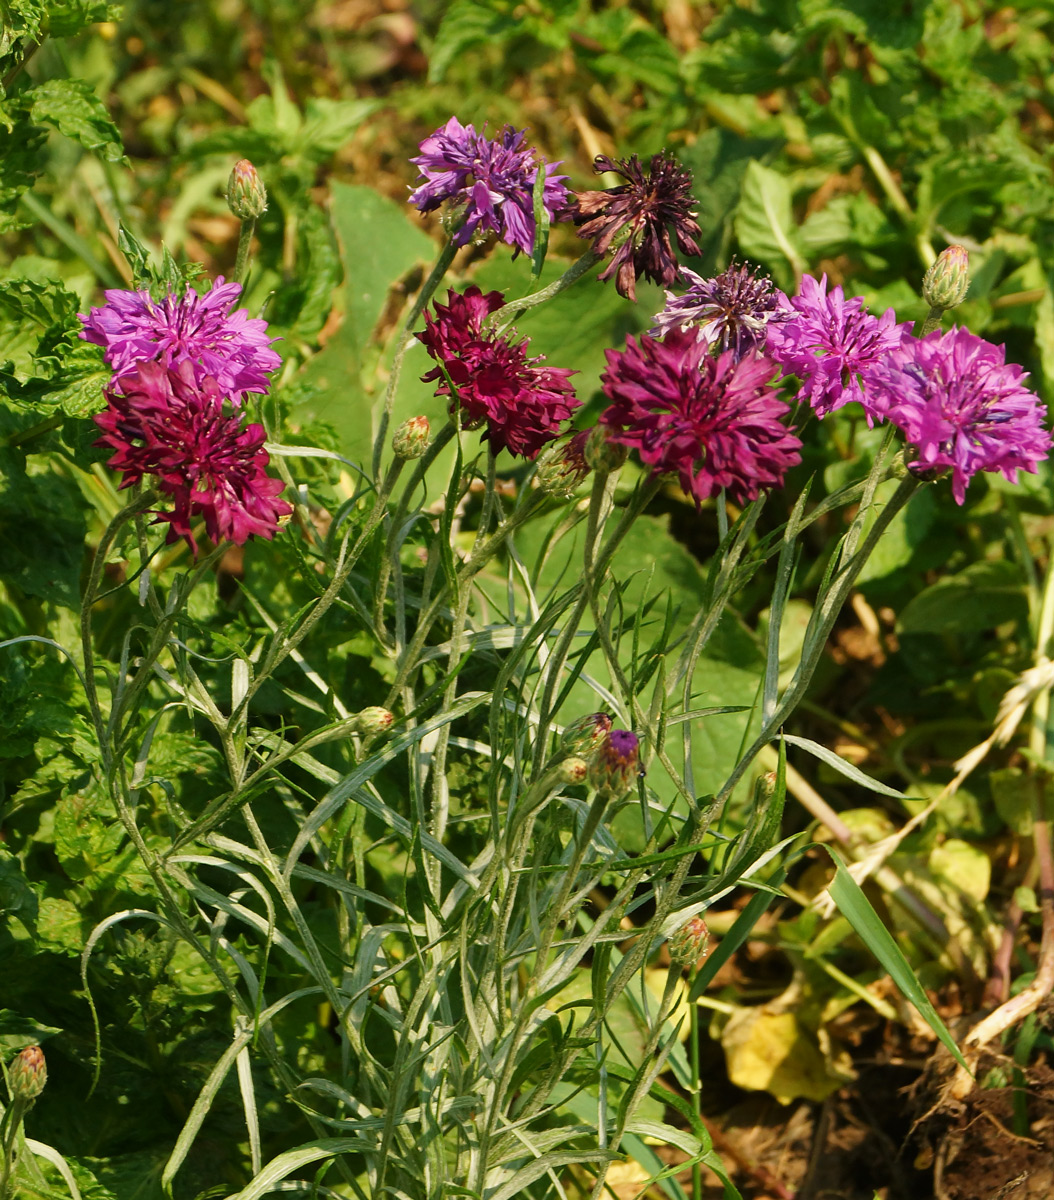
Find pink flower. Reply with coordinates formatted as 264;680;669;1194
765;273;904;421
80;278;280;402
599;330;801;506
417;287;580;460
94;360;292;551
868;327;1051;503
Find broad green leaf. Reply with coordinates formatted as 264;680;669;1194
28;79;124;162
429;0;520;83
733;161;806;288
826;849;970;1072
897;559;1028;635
0;1010;60;1051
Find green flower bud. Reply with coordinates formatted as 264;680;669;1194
668;916;710;969
392;415;431;461
558;712;612;757
227;159;268;221
922;245;969;312
534;430;591;499
8;1045;46;1101
354;706;394;736
588;729;640;798
557;756;589;785
584;426;628;473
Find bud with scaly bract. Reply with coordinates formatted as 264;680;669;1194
584;425;628;473
669;916;710;969
227;160;268;221
922;245;969;311
558;713;612;757
8;1045;46;1101
354;707;394;736
392;416;431;461
557;756;589;785
588;729;639;797
534;430;591;499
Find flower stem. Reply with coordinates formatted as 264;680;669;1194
490;248;603;334
233;217;256;286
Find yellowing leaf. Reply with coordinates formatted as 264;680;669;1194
715;1009;854;1104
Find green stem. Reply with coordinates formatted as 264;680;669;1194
689;965;702;1200
233;217;256;285
914;305;945;337
490;249;602;334
4;414;64;449
0;1096;28;1200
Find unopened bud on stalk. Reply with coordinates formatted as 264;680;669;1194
8;1045;46;1101
668;916;710;969
393;415;431;460
559;712;612;757
534;430;591;499
584;426;628;473
588;729;640;798
557;756;589;785
227;159;268;221
922;245;969;312
354;707;394;736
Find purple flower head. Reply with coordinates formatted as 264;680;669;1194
80;277;280;403
94;360;292;552
765;273;904;422
868;327;1051;504
417;286;580;460
589;729;641;797
570;153;703;302
651;262;790;360
599;329;802;507
409;116;569;257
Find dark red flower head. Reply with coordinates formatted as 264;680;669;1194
599;330;801;507
570;153;703;301
94;360;292;552
417;286;580;460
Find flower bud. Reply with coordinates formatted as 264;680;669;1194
354;706;394;736
8;1045;46;1101
534;430;591;499
922;245;969;311
584;426;628;473
558;713;612;757
227;160;268;221
669;916;710;968
557;756;589;785
392;415;431;460
588;728;640;798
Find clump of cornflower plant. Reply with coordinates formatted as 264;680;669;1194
868;326;1052;503
651;262;789;360
765;273;903;421
409;116;568;256
599;329;802;506
80;277;280;401
570;152;702;301
93;360;292;551
417;285;579;459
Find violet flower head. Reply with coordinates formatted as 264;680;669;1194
570;152;702;302
409;116;569;257
868;327;1051;504
417;286;580;460
651;262;790;360
80;277;280;402
589;728;641;797
94;360;292;552
765;273;903;421
599;329;802;507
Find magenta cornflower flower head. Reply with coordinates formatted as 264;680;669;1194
409;117;569;257
599;329;802;507
867;327;1051;504
651;263;790;361
80;277;280;403
417;286;580;460
94;360;292;552
570;153;703;302
765;273;903;421
589;729;641;797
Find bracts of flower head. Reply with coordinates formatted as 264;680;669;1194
570;152;702;302
764;273;905;423
80;277;280;403
651;262;790;361
533;429;591;498
409;117;569;257
93;360;292;553
417;286;580;459
599;329;802;507
867;326;1052;504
